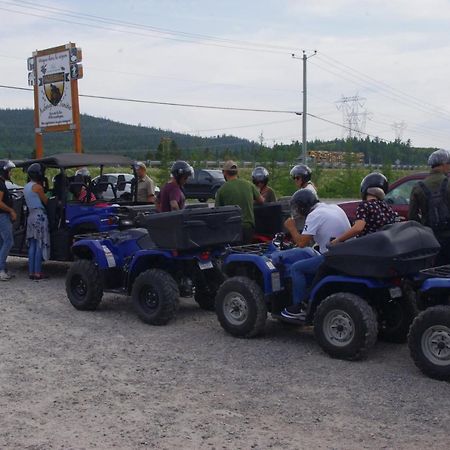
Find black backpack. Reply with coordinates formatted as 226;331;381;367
418;177;450;232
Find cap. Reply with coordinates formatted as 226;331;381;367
223;160;238;171
135;161;147;169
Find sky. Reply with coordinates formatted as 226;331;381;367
1;0;450;150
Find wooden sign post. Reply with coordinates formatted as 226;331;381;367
28;42;83;158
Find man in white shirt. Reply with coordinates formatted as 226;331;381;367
281;189;351;319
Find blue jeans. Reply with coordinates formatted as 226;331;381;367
0;213;13;271
291;254;325;305
28;238;43;274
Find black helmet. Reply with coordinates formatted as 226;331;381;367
290;164;312;183
360;172;389;200
290;189;319;217
252;166;269;185
27;163;43;181
171;160;194;182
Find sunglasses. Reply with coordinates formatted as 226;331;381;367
293;176;302;181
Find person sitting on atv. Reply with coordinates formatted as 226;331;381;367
290;164;317;195
330;172;397;245
215;160;264;243
281;189;351;319
74;168;96;203
159;161;194;212
252;166;276;203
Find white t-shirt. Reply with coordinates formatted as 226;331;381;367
303;203;351;253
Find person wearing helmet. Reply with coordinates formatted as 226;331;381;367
281;189;351;319
290;164;317;195
330;172;397;245
135;162;156;203
252;166;276;203
409;148;450;264
159;161;194;212
0;160;17;281
24;163;50;280
74;167;96;202
216;161;264;243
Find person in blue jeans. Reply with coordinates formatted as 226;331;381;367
0;160;16;281
24;163;50;280
281;189;351;319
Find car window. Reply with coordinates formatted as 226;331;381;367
198;171;212;183
107;175;117;184
385;179;418;205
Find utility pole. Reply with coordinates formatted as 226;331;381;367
292;50;317;163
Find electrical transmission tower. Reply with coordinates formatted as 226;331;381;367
336;94;369;138
392;121;407;141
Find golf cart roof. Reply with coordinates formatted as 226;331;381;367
16;153;133;169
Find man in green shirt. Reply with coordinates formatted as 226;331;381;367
409;148;450;264
215;160;264;243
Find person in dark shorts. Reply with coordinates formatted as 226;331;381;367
251;166;276;203
409;149;450;265
159;161;194;212
0;160;16;281
331;172;397;245
215;160;264;243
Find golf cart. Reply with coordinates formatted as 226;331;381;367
215;222;440;361
11;153;155;261
65;206;242;325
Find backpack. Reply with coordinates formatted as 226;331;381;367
418;178;450;232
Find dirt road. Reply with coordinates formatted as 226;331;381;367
1;257;449;449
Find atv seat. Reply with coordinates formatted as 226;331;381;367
109;228;156;250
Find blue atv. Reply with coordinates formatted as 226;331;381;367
408;265;450;381
65;206;242;325
215;222;440;361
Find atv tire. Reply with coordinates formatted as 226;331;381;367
66;259;103;310
314;292;378;361
378;289;418;343
132;269;179;325
408;306;450;381
194;268;225;311
215;276;267;338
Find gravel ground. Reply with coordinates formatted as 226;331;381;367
1;257;449;450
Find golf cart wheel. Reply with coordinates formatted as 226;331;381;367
131;269;179;326
215;276;267;338
66;259;103;311
378;289;418;343
314;293;378;361
408;306;450;381
194;268;225;311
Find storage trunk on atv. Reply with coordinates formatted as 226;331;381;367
324;221;440;278
254;200;291;236
135;205;242;250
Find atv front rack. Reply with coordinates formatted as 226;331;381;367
421;265;450;278
227;242;271;255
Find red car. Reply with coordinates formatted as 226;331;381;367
338;172;429;222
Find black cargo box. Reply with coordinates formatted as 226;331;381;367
135;206;242;250
324;221;440;278
254;200;291;236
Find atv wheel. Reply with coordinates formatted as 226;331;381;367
66;259;103;310
408;306;450;381
314;293;378;361
194;268;225;311
378;290;418;343
132;269;179;325
215;276;267;338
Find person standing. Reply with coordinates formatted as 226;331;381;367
135;162;156;203
252;166;277;203
0;160;16;281
409;148;450;265
159;161;194;212
215;161;264;243
24;163;50;280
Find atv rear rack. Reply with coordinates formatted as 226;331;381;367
227;242;271;255
421;265;450;278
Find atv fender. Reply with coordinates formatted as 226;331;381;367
72;239;117;269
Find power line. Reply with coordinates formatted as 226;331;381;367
0;84;301;114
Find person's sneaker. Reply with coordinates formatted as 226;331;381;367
281;305;306;320
0;270;12;281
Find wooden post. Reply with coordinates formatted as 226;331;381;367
33;77;44;159
71;78;82;153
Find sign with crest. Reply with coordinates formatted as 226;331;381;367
28;43;83;157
